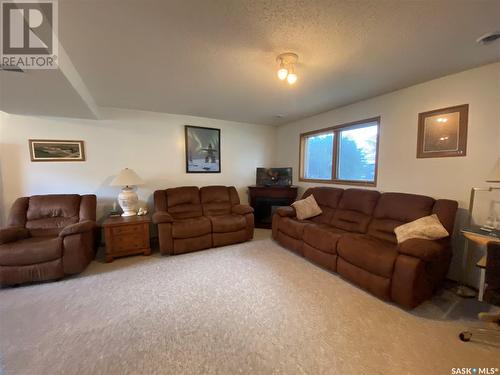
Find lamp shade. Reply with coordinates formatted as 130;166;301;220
486;158;500;183
110;168;144;187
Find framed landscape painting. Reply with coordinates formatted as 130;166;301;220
417;104;468;158
185;125;221;173
29;139;86;162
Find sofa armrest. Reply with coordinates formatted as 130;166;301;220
398;238;447;261
0;227;29;245
275;206;296;217
59;220;96;237
232;204;254;215
153;211;174;224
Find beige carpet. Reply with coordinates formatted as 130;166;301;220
1;230;499;375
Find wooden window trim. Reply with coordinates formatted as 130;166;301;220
299;116;380;187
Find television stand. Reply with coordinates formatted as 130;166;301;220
248;185;298;229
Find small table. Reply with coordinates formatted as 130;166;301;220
462;226;500;301
103;215;151;262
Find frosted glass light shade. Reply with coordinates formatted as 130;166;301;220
110;168;144;187
486;158;500;182
277;68;288;80
287;72;297;84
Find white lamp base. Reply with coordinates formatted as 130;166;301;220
117;187;138;217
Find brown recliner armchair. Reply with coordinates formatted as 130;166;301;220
0;194;97;286
153;186;254;255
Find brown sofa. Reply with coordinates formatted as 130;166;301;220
153;186;254;255
272;187;458;308
0;194;98;286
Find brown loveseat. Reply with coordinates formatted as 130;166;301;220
272;187;458;308
153;186;254;255
0;194;98;286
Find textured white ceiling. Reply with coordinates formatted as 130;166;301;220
3;0;500;124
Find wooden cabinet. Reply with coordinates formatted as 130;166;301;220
103;215;151;262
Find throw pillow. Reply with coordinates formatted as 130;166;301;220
394;214;449;243
291;194;322;220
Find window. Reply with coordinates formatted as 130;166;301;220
299;117;379;186
302;131;334;180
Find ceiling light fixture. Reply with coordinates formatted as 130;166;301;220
276;52;298;85
277;63;288;81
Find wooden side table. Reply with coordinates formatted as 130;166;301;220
462;226;500;301
103;215;151;262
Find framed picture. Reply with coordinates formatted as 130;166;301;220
417;104;468;158
185;125;221;173
29;139;86;162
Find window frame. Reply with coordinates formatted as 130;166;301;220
299;116;380;187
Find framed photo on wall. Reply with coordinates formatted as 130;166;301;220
185;125;221;173
416;104;468;158
29;139;86;162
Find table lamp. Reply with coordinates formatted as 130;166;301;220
110;168;145;217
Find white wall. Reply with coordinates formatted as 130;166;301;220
0;108;276;225
1;63;499;288
275;62;500;286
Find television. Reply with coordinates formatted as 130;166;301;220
256;167;293;186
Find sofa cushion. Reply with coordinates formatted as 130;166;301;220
167;186;200;207
0;236;62;266
368;192;435;243
200;186;238;216
331;189;380;233
366;219;401;244
26;217;79;237
166;187;203;219
373;192;435;222
172;217;211;239
302;187;344;224
202;201;232;217
210;214;247;233
27;195;81;221
26;195;81;236
291;195;322;220
278;217;311;240
337;235;398;278
200;186;232;203
303;224;346;254
168;204;203;220
394;214;449;243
